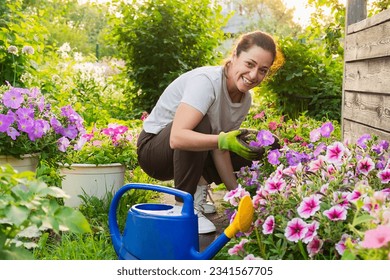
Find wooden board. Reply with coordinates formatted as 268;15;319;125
344;57;390;94
343;91;390;131
343;119;390;143
345;20;390;62
348;8;390;34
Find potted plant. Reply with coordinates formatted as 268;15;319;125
59;122;139;207
0;84;85;172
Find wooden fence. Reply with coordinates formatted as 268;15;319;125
342;0;390;143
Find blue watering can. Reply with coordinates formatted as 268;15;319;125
108;183;254;260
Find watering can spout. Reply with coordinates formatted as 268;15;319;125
191;195;254;260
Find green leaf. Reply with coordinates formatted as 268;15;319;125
341;249;356;260
55;207;91;234
353;215;374;227
6;205;30;226
0;246;34;260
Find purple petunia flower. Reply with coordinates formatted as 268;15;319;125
0;114;13;132
284;218;308;242
267;149;281;165
323;205;347;221
6;126;20;140
251;130;275;147
357;134;371;149
320;122;334;138
57;136;70;152
2;88;24;109
17;118;34;133
61;124;79;139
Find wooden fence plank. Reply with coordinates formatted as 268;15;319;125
343;119;390;143
343;91;390;131
345;20;390;61
344;57;390;93
348;7;390;33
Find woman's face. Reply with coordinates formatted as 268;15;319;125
229;45;274;93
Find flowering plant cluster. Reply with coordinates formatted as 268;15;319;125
222;121;390;260
62;123;138;170
0;85;85;157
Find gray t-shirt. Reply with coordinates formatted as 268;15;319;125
143;66;252;134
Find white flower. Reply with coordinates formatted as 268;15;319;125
7;45;18;55
22;46;35;55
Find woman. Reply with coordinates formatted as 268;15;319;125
137;30;282;234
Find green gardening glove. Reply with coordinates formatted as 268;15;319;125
218;130;258;160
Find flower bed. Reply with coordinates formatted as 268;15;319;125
221;122;390;260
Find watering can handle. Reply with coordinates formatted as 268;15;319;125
109;183;195;250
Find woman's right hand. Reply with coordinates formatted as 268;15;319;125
218;130;258;160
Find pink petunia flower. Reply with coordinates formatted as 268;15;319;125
310;128;321;142
228;238;249;256
347;190;362;203
378;169;390;184
361;226;390;249
253;111;265;119
333;191;350;208
307;236;323;258
284;218;308;242
335;234;350;255
243;254;263;260
303;221;320;244
357;157;375;176
308;156;325;173
323;205;347;221
224;185;250;207
262;215;275;234
264;176;286;193
297;195;321;218
325;141;346;165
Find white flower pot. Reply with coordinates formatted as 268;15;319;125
59;163;125;207
0;154;39;173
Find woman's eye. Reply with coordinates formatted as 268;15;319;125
259;69;268;75
246;62;254;68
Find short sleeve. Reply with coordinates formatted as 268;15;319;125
180;74;216;115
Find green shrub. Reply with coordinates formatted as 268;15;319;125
0;165;91;259
263;36;343;122
111;0;228;116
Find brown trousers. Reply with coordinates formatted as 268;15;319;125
136;116;251;198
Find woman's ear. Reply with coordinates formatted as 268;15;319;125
232;49;237;61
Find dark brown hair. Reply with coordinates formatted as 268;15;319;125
224;30;284;75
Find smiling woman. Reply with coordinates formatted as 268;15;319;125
136;30;284;235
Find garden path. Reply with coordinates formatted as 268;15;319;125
159;184;229;252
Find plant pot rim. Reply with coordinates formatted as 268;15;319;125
59;163;124;167
0;153;40;159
